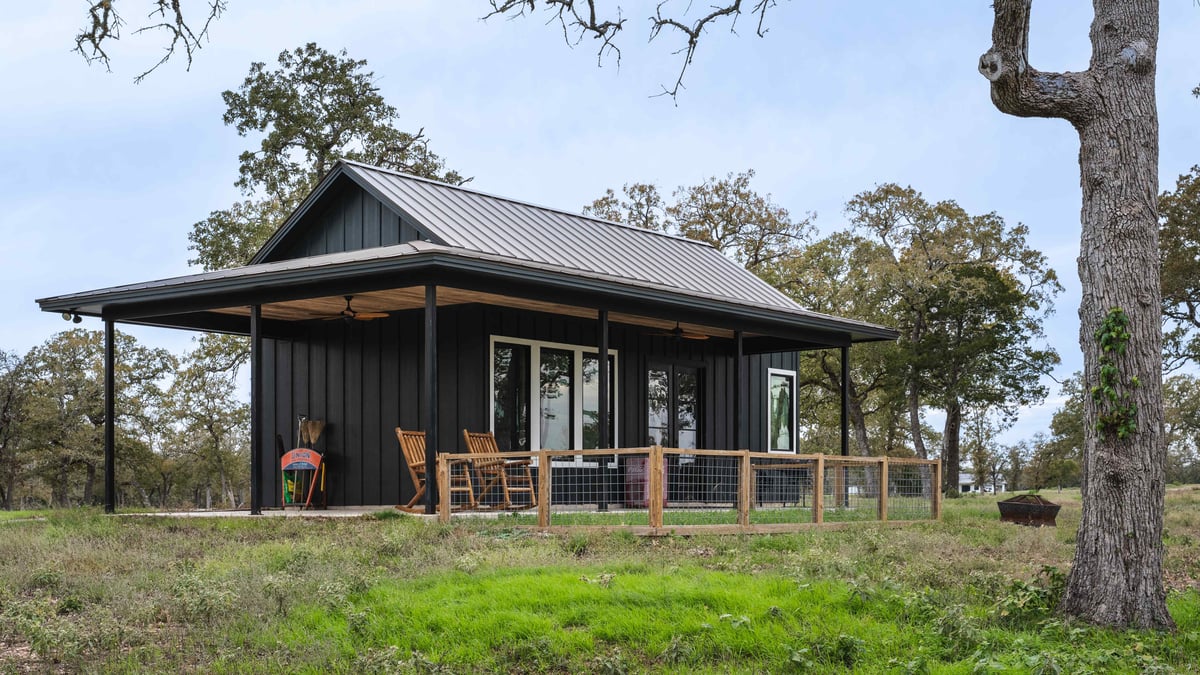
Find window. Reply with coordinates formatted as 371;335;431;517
490;336;617;464
767;368;796;453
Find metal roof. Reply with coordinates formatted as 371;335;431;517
310;160;802;312
38;239;897;341
39;160;897;343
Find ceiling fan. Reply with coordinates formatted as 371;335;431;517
648;321;709;341
322;295;390;321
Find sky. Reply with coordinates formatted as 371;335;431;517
1;1;1197;445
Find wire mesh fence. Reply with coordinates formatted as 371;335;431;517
436;448;940;531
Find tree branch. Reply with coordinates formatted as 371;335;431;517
485;1;778;100
487;0;626;68
978;0;1095;125
73;1;226;82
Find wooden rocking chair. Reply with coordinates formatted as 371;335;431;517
462;429;537;509
395;428;475;511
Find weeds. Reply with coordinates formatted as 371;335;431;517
0;490;1197;672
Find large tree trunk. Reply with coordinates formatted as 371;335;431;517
83;462;96;505
847;393;871;457
981;0;1172;629
906;380;926;459
941;399;962;494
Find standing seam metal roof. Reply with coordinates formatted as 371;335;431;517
341;161;800;312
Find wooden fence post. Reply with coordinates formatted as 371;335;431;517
933;460;943;521
437;456;451;524
813;455;825;524
537;450;551;528
649;446;664;530
737;450;751;528
833;461;846;510
879;456;889;522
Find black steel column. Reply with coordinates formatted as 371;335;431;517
840;345;850;457
734;330;744;449
103;319;116;514
424;285;438;514
598;310;609;510
250;305;263;515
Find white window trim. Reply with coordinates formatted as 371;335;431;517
489;335;619;467
766;367;797;454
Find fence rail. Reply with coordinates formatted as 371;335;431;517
435;447;941;534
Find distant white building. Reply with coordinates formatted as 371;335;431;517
959;468;1007;494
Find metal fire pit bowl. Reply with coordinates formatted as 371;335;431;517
997;494;1061;527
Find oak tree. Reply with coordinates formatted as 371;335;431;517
845;184;1060;489
1160;166;1200;372
190;43;465;271
585;171;813;284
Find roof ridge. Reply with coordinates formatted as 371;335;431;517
337;158;716;249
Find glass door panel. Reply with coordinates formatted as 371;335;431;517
582;353;616;448
646;364;701;449
676;367;698;450
493;342;530;451
647;367;670;446
539;348;574;450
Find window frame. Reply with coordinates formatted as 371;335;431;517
489;335;619;467
766;367;797;454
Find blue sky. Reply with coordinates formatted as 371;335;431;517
1;1;1197;444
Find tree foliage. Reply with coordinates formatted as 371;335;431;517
841;184;1060;488
189;43;465;271
0;332;256;510
584;170;814;282
783;232;903;456
18;330;175;507
1160;165;1200;372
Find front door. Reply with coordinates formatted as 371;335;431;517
646;363;701;449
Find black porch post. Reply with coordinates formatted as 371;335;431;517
840;345;850;457
250;305;263;515
598;310;609;510
734;330;744;450
103;319;116;514
424;285;438;514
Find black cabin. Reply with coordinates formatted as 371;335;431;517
38;161;897;511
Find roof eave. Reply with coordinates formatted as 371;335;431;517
37;250;897;343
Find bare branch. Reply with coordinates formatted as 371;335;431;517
485;1;779;100
74;1;125;71
73;1;225;82
133;0;227;83
651;1;778;99
978;0;1095;125
488;0;626;67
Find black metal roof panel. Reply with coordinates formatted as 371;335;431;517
339;161;800;312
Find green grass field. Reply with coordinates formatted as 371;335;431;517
2;488;1199;672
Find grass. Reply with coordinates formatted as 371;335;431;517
0;489;1198;672
0;508;50;522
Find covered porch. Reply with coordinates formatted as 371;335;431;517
36;160;906;520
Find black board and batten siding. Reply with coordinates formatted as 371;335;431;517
258;304;800;507
263;177;431;263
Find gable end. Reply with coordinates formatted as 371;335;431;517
257;173;437;264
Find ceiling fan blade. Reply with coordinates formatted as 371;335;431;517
354;311;390;320
647;322;709;340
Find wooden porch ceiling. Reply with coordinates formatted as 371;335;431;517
209;286;742;339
